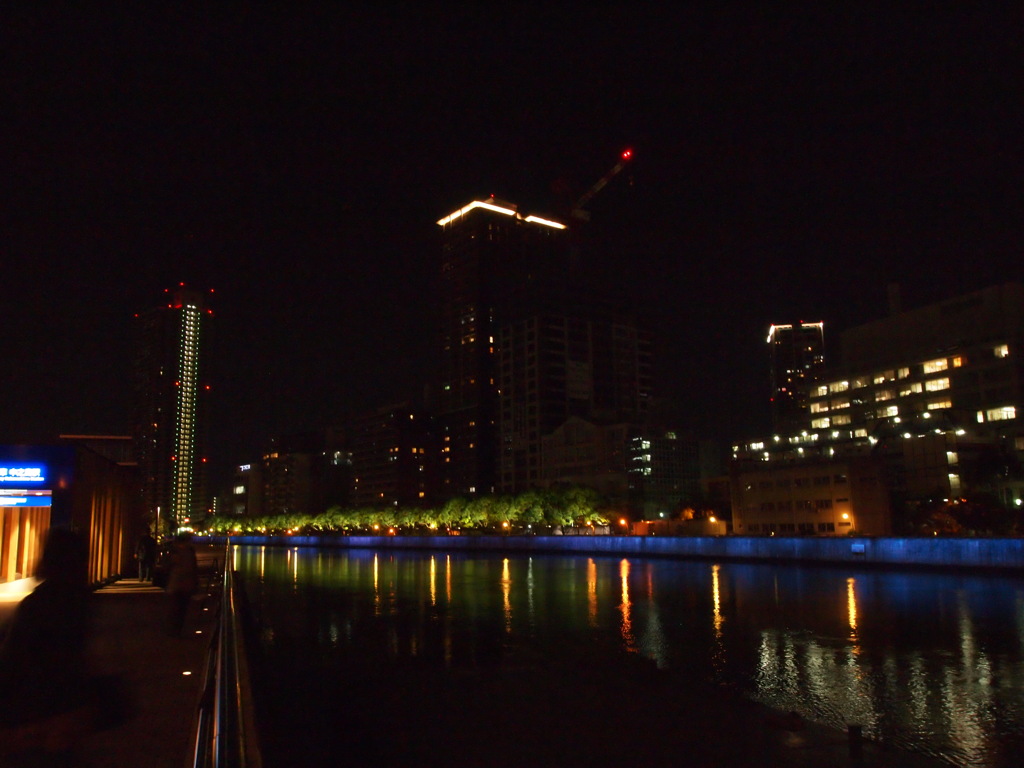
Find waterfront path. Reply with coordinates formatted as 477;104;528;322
0;545;222;768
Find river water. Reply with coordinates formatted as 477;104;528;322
234;544;1024;767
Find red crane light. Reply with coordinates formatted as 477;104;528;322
621;148;633;161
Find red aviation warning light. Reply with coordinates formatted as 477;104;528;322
571;147;636;222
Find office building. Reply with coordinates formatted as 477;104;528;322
768;321;825;432
133;284;213;534
732;283;1024;534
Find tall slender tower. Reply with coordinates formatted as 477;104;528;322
767;321;825;432
134;284;213;534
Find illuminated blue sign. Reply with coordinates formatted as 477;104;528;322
0;465;47;483
0;494;51;507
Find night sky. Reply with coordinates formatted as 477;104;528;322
4;6;1022;485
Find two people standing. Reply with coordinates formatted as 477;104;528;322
135;531;157;582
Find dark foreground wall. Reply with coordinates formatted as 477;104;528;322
206;534;1024;572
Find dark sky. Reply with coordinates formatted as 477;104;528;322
3;6;1022;484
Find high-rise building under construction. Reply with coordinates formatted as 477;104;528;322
435;196;652;499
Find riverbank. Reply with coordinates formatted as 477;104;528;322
204;533;1024;572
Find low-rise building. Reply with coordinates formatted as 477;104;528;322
730;456;891;536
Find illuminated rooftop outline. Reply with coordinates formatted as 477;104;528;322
767;321;825;343
437;200;567;229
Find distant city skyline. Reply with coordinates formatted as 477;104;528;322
4;6;1021;489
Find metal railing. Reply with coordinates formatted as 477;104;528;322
191;545;262;768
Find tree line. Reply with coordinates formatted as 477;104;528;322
205;486;612;535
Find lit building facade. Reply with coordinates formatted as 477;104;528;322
133;284;213;534
0;443;138;585
730;456;892;536
732;283;1024;533
768;321;825;432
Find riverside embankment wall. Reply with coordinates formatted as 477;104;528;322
207;534;1024;572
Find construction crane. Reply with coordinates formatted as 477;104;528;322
570;148;634;222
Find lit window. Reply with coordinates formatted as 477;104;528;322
875;389;895;402
925;378;950;392
994;344;1009;358
810;402;829;413
852;377;870;389
899;382;923;396
986;406;1016;422
233;485;245;495
812;418;830;429
927;400;952;410
873;371;894;384
832;398;850;409
829;381;849;393
831;414;851;425
814;385;828;397
879;405;899;418
897;367;910;379
952;356;963;367
946;451;958;466
854;428;868;438
923;358;948;374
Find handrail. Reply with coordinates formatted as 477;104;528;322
191;544;262;768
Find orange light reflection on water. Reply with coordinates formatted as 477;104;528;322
620;558;636;652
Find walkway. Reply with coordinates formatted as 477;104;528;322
0;546;222;768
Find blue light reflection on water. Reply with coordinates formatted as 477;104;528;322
235;544;1024;768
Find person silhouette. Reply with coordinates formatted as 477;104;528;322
0;528;98;765
166;532;199;636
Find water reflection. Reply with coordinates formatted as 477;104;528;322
236;545;1024;767
501;558;512;632
619;558;636;652
847;577;858;636
587;558;598;628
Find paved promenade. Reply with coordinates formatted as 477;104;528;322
0;546;222;768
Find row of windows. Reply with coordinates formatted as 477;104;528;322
748;474;847;490
760;498;838;512
747;522;842;533
814;347;1012;400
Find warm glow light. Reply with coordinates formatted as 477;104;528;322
436;200;516;225
709;516;717;523
842;512;850;520
524;215;567;229
847;577;858;632
711;564;724;637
